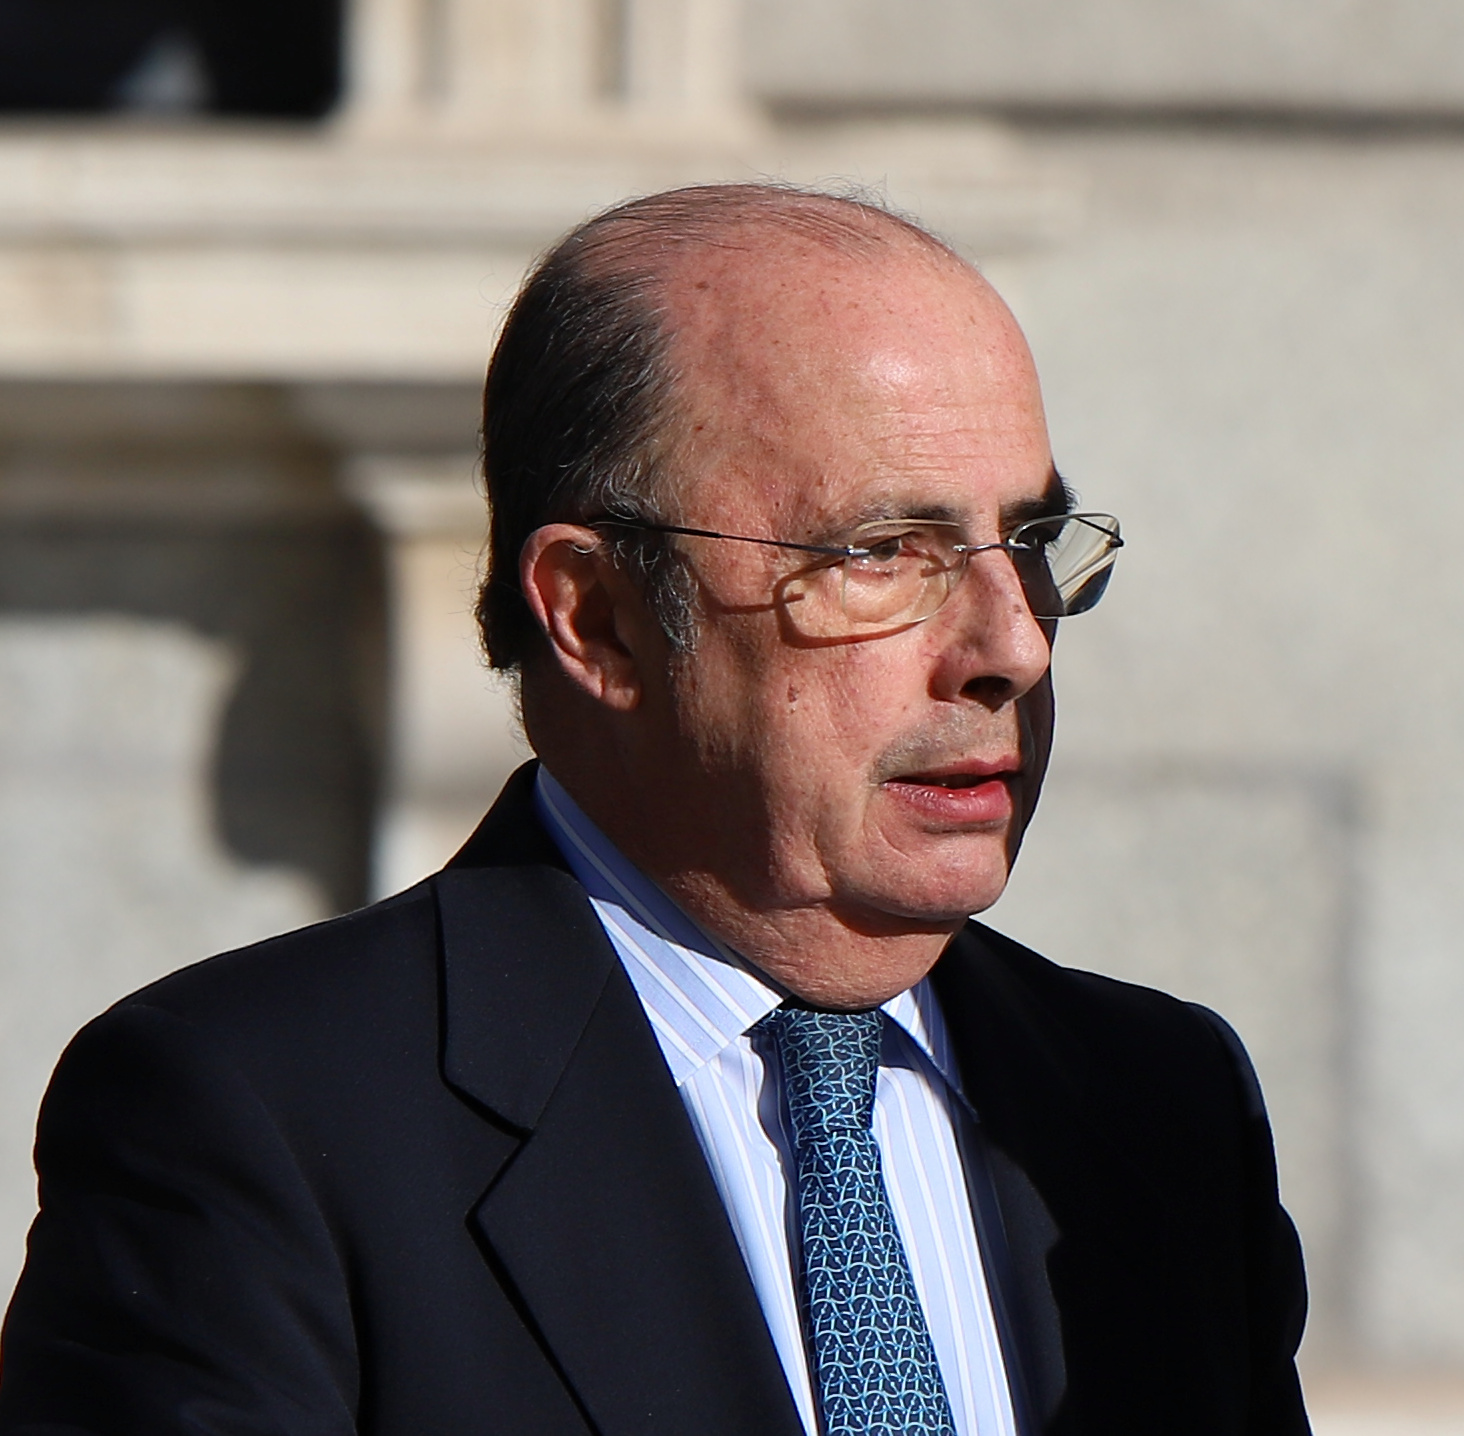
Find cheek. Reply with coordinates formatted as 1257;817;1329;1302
770;648;922;782
678;622;929;816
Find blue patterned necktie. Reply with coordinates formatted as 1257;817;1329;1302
761;1006;958;1436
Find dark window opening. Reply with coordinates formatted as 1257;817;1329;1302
0;0;343;118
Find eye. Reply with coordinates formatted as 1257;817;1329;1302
853;525;946;559
860;535;909;563
1012;516;1066;550
846;524;967;580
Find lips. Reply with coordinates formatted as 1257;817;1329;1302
882;760;1020;825
899;771;997;788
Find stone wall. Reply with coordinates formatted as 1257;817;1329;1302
748;0;1464;111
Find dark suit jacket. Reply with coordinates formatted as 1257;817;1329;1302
0;764;1309;1435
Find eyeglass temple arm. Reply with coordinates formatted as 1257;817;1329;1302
598;512;1123;558
594;518;858;558
956;514;1124;555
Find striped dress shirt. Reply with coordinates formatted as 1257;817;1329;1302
534;768;1017;1436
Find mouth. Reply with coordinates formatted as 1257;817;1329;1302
881;760;1021;825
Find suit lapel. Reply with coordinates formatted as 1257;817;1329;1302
435;776;804;1436
934;927;1071;1434
935;922;1189;1435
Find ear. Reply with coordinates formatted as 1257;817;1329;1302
519;524;659;712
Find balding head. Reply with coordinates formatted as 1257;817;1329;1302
477;184;985;669
651;216;1042;560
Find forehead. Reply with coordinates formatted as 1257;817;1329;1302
661;235;1052;534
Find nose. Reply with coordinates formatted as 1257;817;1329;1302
932;547;1053;709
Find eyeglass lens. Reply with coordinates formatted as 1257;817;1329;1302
1016;512;1120;618
778;514;1119;636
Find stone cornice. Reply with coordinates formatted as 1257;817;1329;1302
0;120;1078;381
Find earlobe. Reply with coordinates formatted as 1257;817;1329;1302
520;524;646;712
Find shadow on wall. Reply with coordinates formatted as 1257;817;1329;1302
0;381;389;914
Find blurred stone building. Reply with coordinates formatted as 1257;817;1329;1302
4;0;1464;1422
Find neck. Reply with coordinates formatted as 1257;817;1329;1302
648;866;957;1010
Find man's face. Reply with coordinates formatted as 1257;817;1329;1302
638;240;1057;941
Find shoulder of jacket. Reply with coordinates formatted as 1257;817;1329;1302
961;919;1207;1021
950;919;1242;1080
107;878;441;1031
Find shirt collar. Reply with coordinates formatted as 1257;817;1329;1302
534;766;966;1098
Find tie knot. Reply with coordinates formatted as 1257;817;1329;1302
759;1006;883;1141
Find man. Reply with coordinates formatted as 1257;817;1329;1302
0;185;1309;1434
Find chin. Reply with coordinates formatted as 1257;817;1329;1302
883;841;1013;922
860;868;1012;929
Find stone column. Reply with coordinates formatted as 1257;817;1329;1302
432;0;608;123
346;454;525;898
340;0;431;129
622;0;749;122
341;0;755;137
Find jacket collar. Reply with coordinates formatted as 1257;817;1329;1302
438;763;614;1130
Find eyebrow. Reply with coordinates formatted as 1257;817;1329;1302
999;469;1073;531
812;467;1073;545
